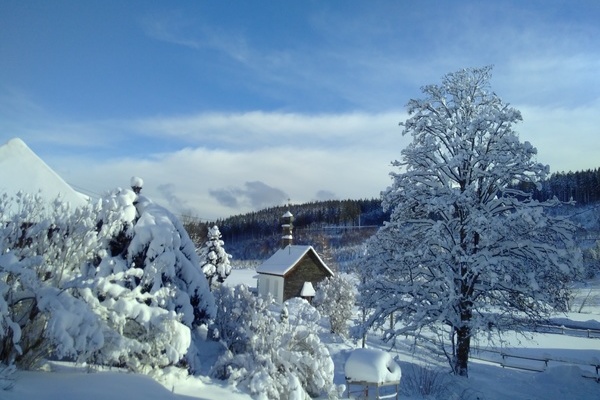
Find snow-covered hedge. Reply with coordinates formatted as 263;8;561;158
0;187;216;373
0;192;104;368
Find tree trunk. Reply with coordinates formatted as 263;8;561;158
454;293;473;377
454;325;471;377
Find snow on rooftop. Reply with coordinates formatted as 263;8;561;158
344;348;401;384
0;137;89;208
282;211;293;217
256;245;334;276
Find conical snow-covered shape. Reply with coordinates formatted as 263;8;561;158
0;137;88;208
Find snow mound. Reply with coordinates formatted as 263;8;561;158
344;348;401;384
0;137;88;208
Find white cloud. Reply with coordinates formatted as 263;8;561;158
47;138;400;221
19;98;600;221
517;101;600;174
132;110;406;149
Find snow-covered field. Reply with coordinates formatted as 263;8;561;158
2;270;599;400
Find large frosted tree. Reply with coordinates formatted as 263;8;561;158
358;66;581;377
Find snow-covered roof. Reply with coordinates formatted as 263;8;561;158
256;245;334;277
0;137;89;208
345;348;402;384
300;281;316;297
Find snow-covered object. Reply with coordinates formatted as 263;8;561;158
0;193;104;368
0;137;88;210
211;291;336;399
130;176;144;189
300;282;315;297
256;245;333;277
344;348;401;384
358;66;582;377
87;187;215;372
198;225;232;289
313;273;357;336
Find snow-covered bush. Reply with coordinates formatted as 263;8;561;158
211;288;337;399
313;273;356;337
0;192;104;369
279;298;337;398
85;187;215;373
583;239;600;278
400;364;450;399
198;225;232;290
210;284;268;355
0;184;216;374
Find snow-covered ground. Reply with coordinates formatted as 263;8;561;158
2;269;600;399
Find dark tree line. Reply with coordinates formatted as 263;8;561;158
515;168;600;204
204;167;600;248
211;198;387;245
177;199;387;261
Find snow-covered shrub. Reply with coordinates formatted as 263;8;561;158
211;289;337;399
0;192;104;369
583;239;600;278
400;364;450;399
198;225;232;290
313;273;356;337
210;284;269;355
279;298;337;398
85;187;215;373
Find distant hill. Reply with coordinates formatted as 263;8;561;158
207;198;389;268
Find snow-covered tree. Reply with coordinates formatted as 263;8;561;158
84;186;215;373
358;66;582;377
583;239;600;278
0;192;103;369
313;273;356;337
198;225;232;290
211;286;337;399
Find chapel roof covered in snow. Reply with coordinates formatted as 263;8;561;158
0;137;89;208
256;244;334;277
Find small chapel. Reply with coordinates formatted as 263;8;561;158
256;211;334;303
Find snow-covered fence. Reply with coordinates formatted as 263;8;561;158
533;324;600;339
472;347;600;382
344;348;401;399
499;353;549;372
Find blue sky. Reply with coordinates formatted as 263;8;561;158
1;0;599;220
